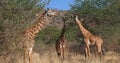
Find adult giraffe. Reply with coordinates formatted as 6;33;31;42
75;15;104;59
19;9;57;63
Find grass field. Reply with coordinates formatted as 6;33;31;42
15;42;120;63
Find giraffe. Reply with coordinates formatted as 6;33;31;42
19;9;57;63
75;15;103;59
55;17;67;63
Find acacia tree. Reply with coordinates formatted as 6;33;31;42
71;0;120;26
70;0;120;52
0;0;51;62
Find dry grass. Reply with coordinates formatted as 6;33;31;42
16;47;120;63
22;51;119;63
1;42;119;63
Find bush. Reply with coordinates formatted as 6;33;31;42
35;26;60;45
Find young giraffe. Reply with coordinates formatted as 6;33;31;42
75;15;103;59
55;17;66;63
20;9;57;63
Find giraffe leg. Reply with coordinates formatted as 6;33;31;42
84;39;90;59
85;46;88;58
87;46;90;57
87;45;90;57
24;50;28;63
85;45;91;59
58;55;62;63
63;48;65;61
60;48;63;63
60;47;65;63
56;49;61;63
96;43;103;60
62;43;65;62
57;48;62;63
95;45;98;57
28;48;33;63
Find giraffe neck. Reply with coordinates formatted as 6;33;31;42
23;12;51;38
59;20;66;39
75;17;92;37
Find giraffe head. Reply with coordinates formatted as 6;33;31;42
35;9;57;18
46;9;57;17
35;9;58;25
75;15;84;22
75;15;80;22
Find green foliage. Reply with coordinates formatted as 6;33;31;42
93;23;120;51
0;0;51;43
70;0;120;51
35;26;60;45
71;0;120;25
0;0;51;62
0;0;51;37
65;24;79;41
